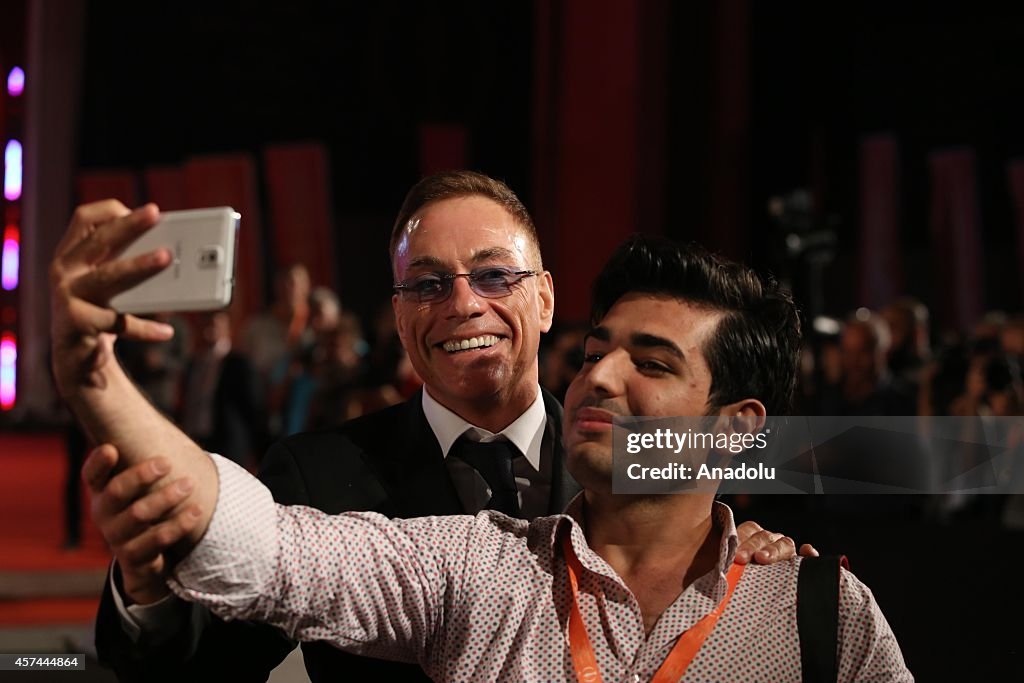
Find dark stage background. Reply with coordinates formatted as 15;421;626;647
74;2;1024;323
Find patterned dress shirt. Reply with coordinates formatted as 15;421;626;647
169;455;912;682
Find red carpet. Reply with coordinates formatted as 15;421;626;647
0;597;100;625
0;433;110;626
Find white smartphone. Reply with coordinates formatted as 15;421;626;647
110;207;240;315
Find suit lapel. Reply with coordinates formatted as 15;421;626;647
365;392;464;518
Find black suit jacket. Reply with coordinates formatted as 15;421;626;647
96;388;578;682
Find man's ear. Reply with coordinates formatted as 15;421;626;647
716;399;767;438
537;271;555;333
702;399;768;467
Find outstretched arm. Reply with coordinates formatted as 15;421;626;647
50;200;217;546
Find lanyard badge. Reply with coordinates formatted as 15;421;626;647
561;533;745;683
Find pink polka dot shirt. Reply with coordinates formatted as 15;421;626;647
169;455;912;682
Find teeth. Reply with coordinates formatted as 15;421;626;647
443;335;499;353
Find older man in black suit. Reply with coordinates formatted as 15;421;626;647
51;172;810;682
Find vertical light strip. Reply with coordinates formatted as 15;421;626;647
6;67;24;97
1;226;19;290
2;64;23;412
4;140;22;201
0;332;15;410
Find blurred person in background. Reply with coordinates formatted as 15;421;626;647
946;311;1018;417
1001;316;1024;355
919;343;970;418
970;310;1007;351
242;262;313;438
116;312;191;417
180;311;266;468
243;263;313;373
305;311;369;429
308;285;342;334
917;343;973;521
977;354;1023;418
918;329;1023;522
960;353;1022;521
816;309;916;416
539;321;588;403
988;342;1024;528
882;297;931;388
812;312;926;522
362;299;420;399
795;317;842;414
280;286;346;435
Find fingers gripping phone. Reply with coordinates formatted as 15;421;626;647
110;207;240;315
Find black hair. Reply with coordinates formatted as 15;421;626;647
590;235;802;415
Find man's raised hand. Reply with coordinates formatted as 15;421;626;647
49;201;173;396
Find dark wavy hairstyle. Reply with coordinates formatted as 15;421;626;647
590;235;802;415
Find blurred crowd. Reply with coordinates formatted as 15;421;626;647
791;299;1024;529
797;299;1023;422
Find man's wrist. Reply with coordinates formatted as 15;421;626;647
113;561;170;607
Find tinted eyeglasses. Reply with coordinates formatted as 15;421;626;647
393;266;539;304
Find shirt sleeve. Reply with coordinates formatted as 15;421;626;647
109;562;192;644
167;453;461;665
837;567;914;682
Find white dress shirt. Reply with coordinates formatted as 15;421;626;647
422;385;552;519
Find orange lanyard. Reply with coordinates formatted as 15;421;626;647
561;533;745;683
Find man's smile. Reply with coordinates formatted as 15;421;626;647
440;334;503;353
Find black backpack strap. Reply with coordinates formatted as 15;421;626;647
797;555;848;683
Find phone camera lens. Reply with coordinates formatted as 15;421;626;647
198;247;222;268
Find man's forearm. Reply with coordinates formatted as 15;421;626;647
65;359;218;545
50;200;219;550
64;361;187;461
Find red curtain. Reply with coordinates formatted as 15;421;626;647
531;0;671;321
1006;160;1024;304
858;135;902;309
418;124;468;177
263;143;337;291
75;170;139;207
183;154;264;322
928;149;984;333
143;166;186;211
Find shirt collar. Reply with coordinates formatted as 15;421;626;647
553;496;740;582
421;386;546;471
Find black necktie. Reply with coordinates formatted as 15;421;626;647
450;436;522;518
